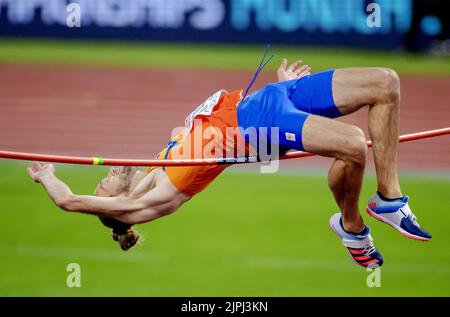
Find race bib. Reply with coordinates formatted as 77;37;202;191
185;90;224;132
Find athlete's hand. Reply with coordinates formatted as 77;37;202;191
27;162;56;183
277;58;311;82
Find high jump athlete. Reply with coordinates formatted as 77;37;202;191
27;58;431;267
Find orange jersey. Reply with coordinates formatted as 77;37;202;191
147;90;251;196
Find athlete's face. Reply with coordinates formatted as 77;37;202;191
94;167;135;197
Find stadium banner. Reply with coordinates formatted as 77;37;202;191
0;0;448;50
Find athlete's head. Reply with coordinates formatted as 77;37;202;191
94;166;140;251
98;215;140;251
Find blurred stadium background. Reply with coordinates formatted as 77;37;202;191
0;0;449;296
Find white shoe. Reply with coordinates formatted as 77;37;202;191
367;192;431;241
329;213;384;267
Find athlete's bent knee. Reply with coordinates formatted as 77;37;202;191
374;68;400;103
340;127;367;165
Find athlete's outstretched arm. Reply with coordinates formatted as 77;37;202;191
277;58;311;82
27;162;182;222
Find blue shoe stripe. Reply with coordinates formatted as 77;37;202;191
373;202;406;214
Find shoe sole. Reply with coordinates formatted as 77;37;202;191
328;220;370;268
366;207;430;242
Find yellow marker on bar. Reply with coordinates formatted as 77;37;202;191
92;157;104;165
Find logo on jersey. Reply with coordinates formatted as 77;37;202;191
285;132;296;142
185;90;225;133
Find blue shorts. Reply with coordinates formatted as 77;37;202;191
237;70;341;152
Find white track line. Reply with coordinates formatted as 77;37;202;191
2;244;450;276
0;244;168;264
0;96;190;110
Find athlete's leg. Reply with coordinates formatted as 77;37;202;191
273;69;428;246
332;68;401;199
328;159;346;208
302;115;367;233
331;68;431;241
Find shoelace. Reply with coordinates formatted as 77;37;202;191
399;201;420;227
408;213;420;227
363;243;376;256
